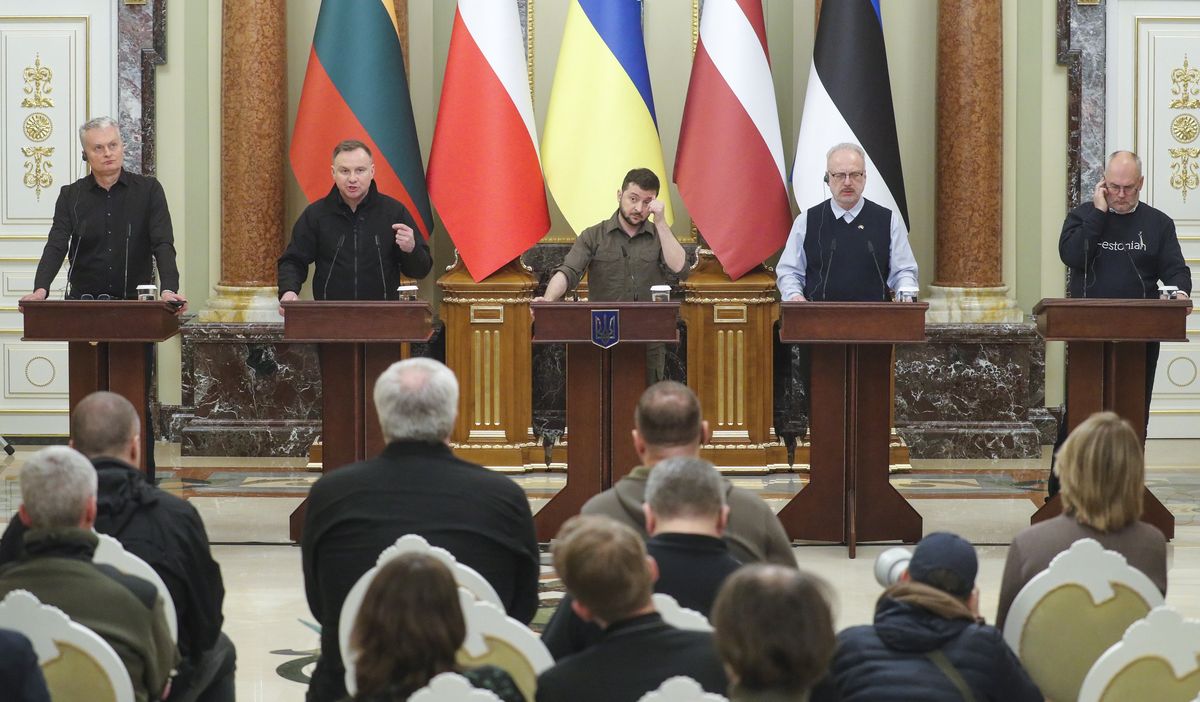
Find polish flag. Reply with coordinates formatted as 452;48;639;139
674;0;791;280
428;0;550;282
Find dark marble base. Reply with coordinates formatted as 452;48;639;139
895;323;1052;459
168;321;444;457
896;422;1042;460
181;419;321;458
774;322;1054;460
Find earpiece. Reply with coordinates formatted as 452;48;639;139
823;172;829;184
81;151;87;162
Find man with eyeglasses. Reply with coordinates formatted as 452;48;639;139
1048;150;1192;496
21;116;187;312
776;143;918;302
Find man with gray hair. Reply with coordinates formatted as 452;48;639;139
776;142;919;302
543;457;743;660
22;116;185;310
301;357;538;702
0;446;176;702
0;391;235;702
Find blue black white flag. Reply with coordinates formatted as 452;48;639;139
792;0;909;231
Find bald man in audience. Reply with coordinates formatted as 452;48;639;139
0;447;176;702
582;381;795;566
542;456;744;659
537;515;728;701
0;392;235;702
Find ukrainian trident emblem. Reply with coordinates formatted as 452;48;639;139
591;309;619;349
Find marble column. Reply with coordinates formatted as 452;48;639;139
926;0;1022;323
200;0;287;322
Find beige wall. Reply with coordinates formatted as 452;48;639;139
154;0;1070;404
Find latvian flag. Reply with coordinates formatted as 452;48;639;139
290;0;434;240
792;0;909;231
428;1;550;282
674;0;791;280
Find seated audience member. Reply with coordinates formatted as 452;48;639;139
996;411;1167;629
542;457;743;659
536;516;728;702
712;565;836;702
583;381;794;566
347;552;522;702
0;629;50;702
0;447;176;702
812;532;1042;702
0;391;235;702
302;358;539;702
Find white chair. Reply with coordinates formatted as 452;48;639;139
637;676;729;702
0;589;135;702
653;593;713;632
92;532;179;644
1002;538;1165;702
456;590;554;702
407;672;503;701
1078;606;1200;702
340;534;516;694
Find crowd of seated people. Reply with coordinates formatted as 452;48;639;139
0;360;1176;702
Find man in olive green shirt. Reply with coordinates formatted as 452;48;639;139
536;168;688;381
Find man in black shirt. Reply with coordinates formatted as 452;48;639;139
302;358;538;702
542;456;743;660
537;515;728;702
1050;150;1193;496
277;139;432;312
22;117;186;310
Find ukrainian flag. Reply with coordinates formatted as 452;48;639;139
541;0;674;235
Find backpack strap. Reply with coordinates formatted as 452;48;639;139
925;649;979;702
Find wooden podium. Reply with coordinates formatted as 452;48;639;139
20;300;181;473
530;301;680;541
776;301;928;557
283;300;433;540
1030;298;1190;539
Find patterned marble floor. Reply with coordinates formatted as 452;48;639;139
0;440;1197;701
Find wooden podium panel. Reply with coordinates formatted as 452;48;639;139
777;301;927;557
22;300;181;474
283;301;433;540
531;302;680;541
1031;298;1189;539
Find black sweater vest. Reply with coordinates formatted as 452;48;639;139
803;199;892;301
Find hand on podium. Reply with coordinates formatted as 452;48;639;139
19;288;48;309
279;290;299;317
788;293;806;302
161;290;188;315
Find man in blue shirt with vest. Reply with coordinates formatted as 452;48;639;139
776;143;918;302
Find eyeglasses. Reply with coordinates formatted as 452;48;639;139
1105;182;1138;194
79;294;115;301
828;171;865;183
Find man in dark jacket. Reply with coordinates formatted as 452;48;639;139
812;532;1043;702
542;456;743;659
277;139;432;310
302;358;539;702
0;446;177;702
536;515;728;702
0;392;234;702
0;629;50;702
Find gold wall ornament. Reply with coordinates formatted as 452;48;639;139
21;146;55;200
23;113;53;142
1172;114;1200;143
1170;55;1200;110
21;55;54;108
1168;147;1200;202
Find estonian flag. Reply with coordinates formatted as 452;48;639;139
792;0;909;232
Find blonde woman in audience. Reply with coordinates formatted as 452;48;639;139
995;411;1167;629
712;565;836;701
346;553;522;702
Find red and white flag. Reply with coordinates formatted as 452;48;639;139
428;0;549;282
674;0;791;280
